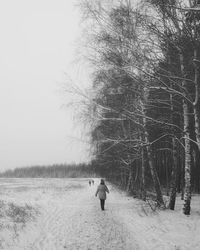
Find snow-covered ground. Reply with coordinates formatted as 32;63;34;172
0;178;199;250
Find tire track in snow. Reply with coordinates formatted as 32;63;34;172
30;190;86;250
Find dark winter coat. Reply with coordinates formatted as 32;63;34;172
95;184;109;200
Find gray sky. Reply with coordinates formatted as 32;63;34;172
0;0;90;171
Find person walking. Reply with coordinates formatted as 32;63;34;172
95;179;109;210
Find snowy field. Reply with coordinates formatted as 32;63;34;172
0;178;199;250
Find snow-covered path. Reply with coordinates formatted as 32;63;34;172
17;182;136;250
0;178;200;250
0;178;137;250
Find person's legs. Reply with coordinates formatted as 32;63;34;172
102;199;105;210
100;199;105;210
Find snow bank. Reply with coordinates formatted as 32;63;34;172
110;187;200;250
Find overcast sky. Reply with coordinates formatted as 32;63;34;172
0;0;91;171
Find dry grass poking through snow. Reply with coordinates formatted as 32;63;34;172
0;199;38;248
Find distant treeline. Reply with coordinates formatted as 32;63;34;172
0;163;96;178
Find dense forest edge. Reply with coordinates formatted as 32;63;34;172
69;0;200;215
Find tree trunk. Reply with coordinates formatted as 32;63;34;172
169;138;178;210
194;104;200;151
183;100;192;215
141;146;146;201
193;48;200;151
165;153;169;196
146;142;165;206
169;78;178;210
142;86;165;207
126;166;133;192
180;52;192;215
